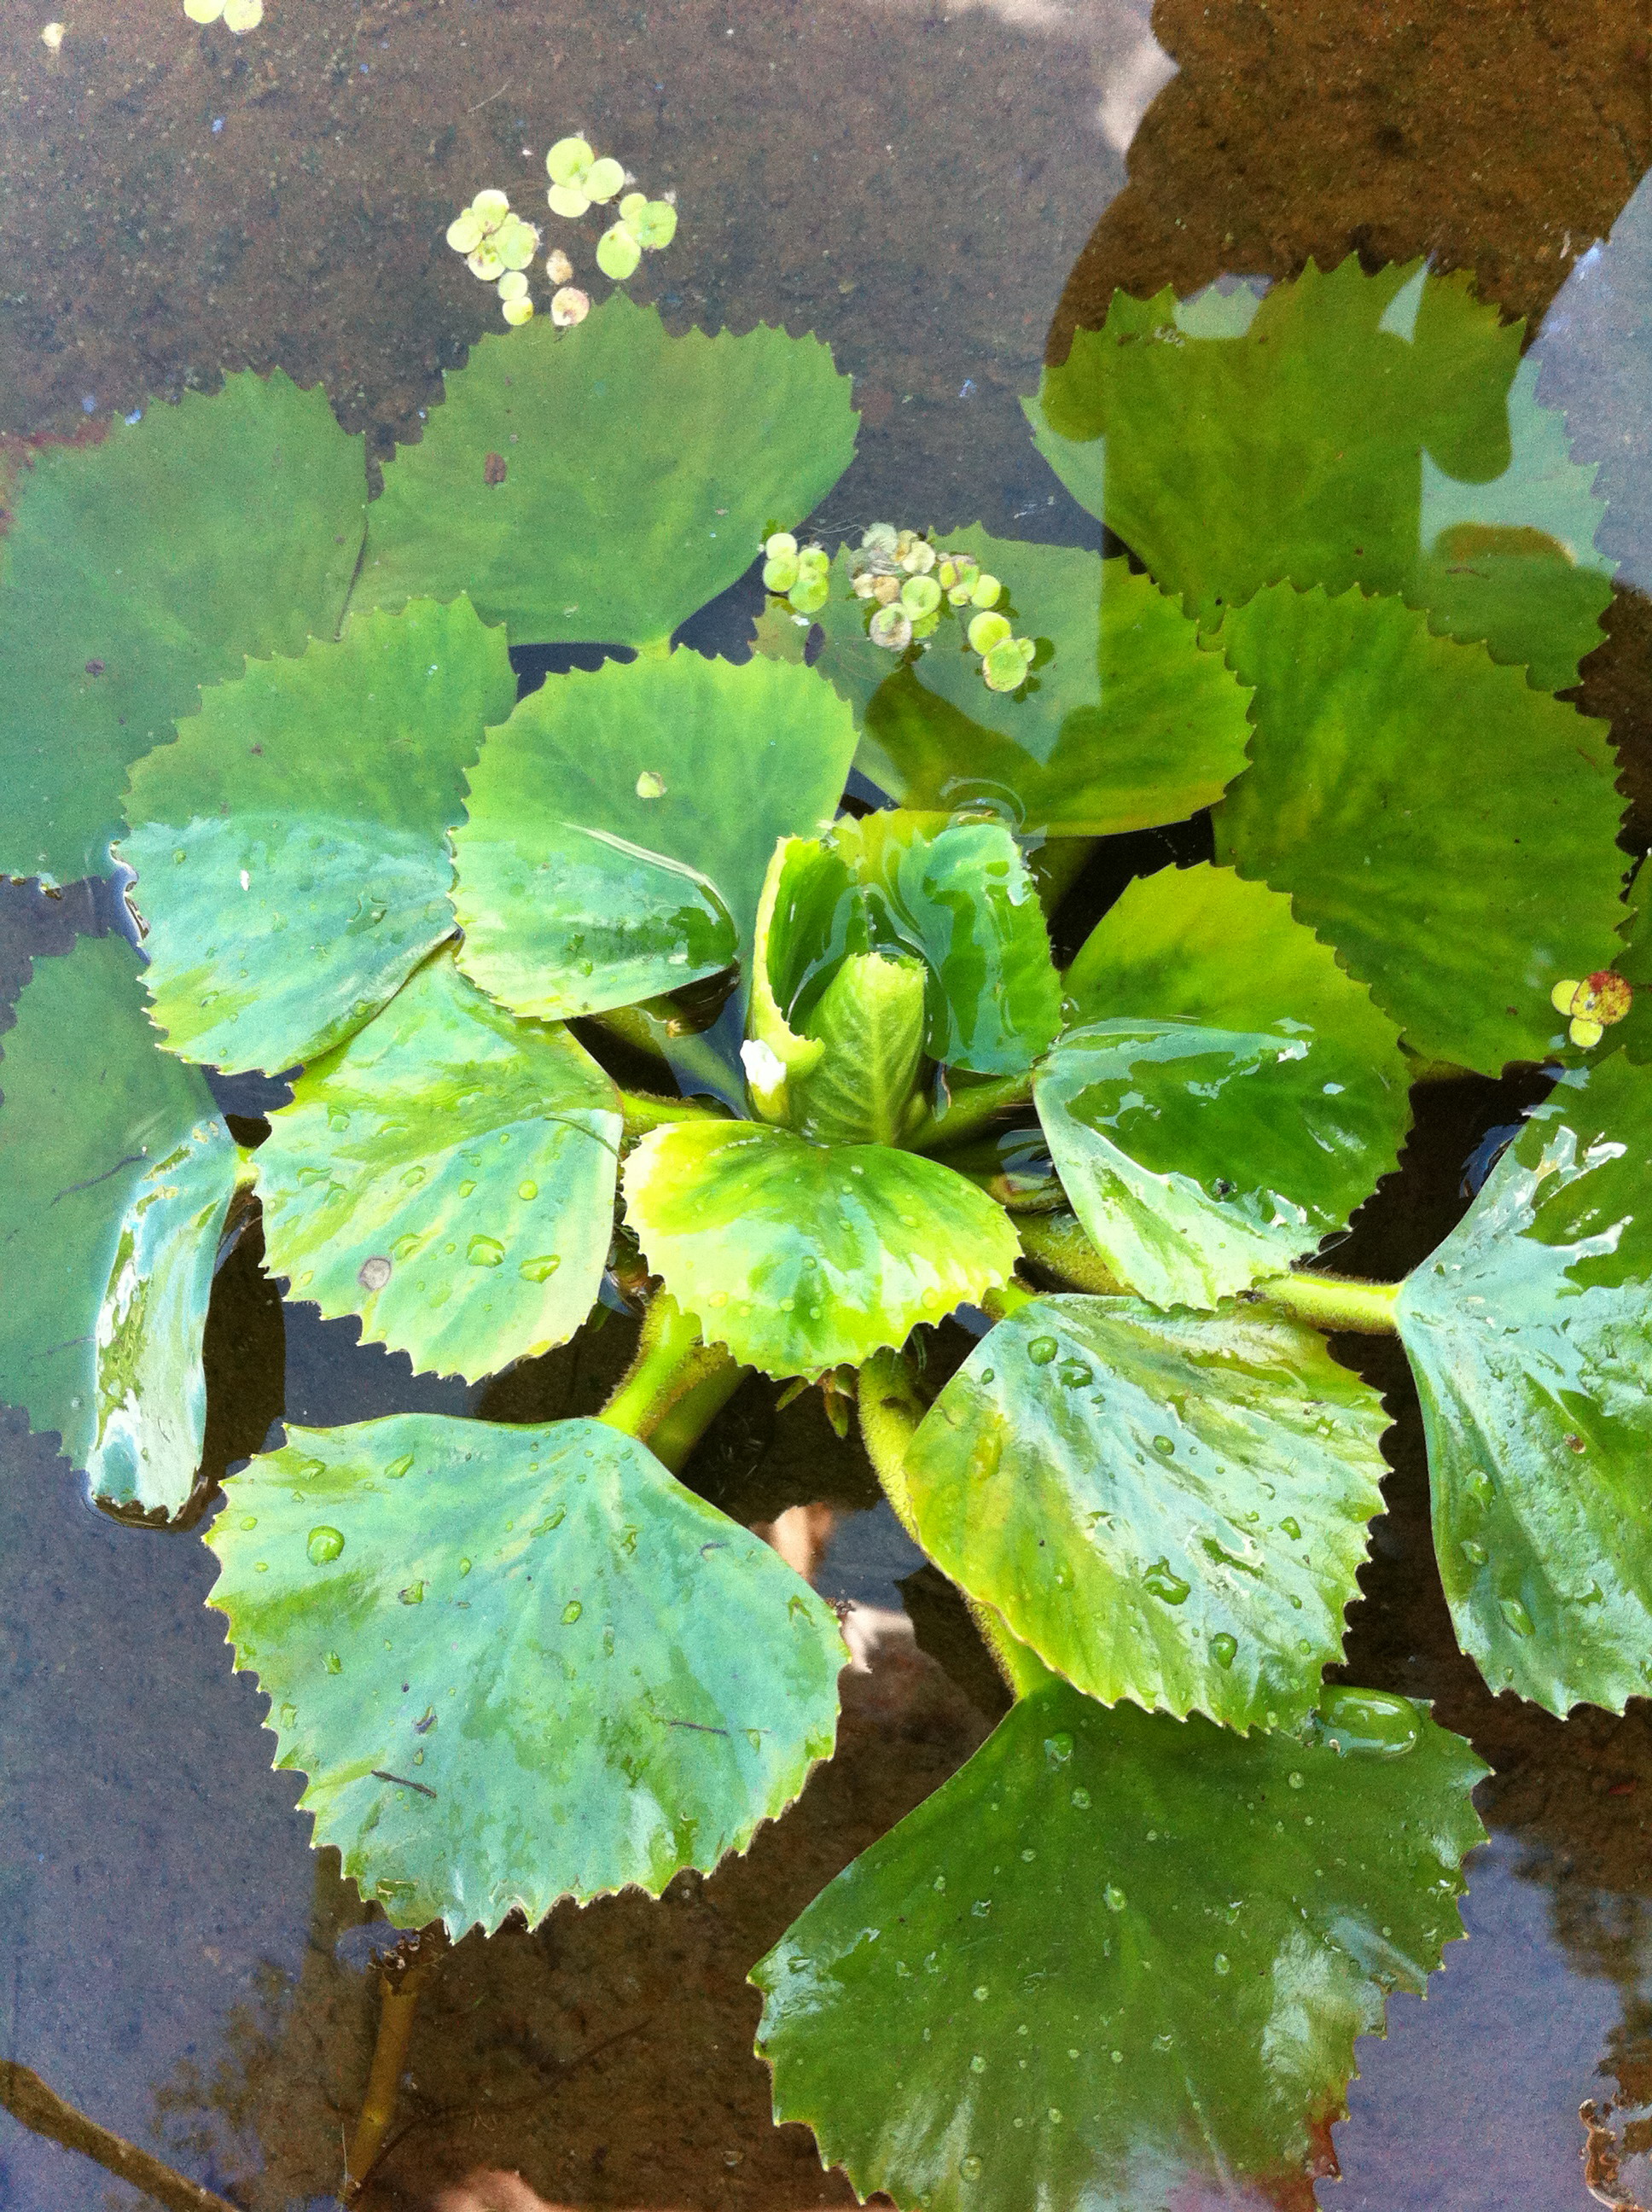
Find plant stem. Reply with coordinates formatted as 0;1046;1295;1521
345;1963;429;2191
0;2059;239;2212
906;1071;1034;1154
1249;1271;1402;1335
617;1087;726;1139
591;1003;742;1103
855;1348;1057;1702
1015;1210;1126;1292
597;1291;747;1471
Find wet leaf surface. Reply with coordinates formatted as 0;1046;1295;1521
121;597;515;1076
754;1676;1486;2212
622;1120;1020;1377
1213;583;1626;1074
354;297;858;648
206;1412;847;1934
256;947;621;1385
1044;864;1411;1306
904;1294;1389;1730
0;372;364;886
1396;1051;1652;1714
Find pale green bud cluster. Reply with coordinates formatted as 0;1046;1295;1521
184;0;262;28
445;190;544;325
545;137;678;286
761;533;831;618
845;526;1035;691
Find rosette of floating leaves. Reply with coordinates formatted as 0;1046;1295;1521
762;533;830;619
1550;969;1633;1049
546;137;626;219
848;523;1032;690
596;192;679;283
446;190;541;324
183;0;262;29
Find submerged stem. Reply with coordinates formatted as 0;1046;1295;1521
1248;1271;1402;1335
1015;1210;1125;1292
0;2058;238;2212
905;1070;1034;1154
345;1961;430;2191
597;1291;746;1471
616;1087;726;1139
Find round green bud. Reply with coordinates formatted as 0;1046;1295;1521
765;531;799;562
585;157;626;204
899;538;938;576
471;188;512;225
496;218;539;271
547;183;590;219
502;295;536;327
546;137;594;187
497;270;530;302
869;605;914;652
946;583;975;606
633;198;678;249
970;573;1003;608
788;575;829;616
968;611;1012;655
550;284;591;328
982;639;1032;692
620;191;649;226
796;544;829;581
446;210;485;254
763;553;800;593
901;574;942;618
1016;636;1037;663
596;222;643;281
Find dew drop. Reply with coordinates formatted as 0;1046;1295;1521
1211;1632;1238;1668
457;1179;477;1198
1498;1594;1535;1638
1288;1770;1305;1790
636;769;667;799
386;1452;415;1480
562;1599;584;1623
518;1180;538;1201
1027;1335;1059;1366
1056;1357;1091;1388
239;1515;258;1530
358;1254;393;1293
306;1525;345;1565
323;1650;341;1674
1143;1557;1191;1605
1279;1516;1301;1540
1152;1435;1176;1457
969;2055;986;2074
961;2156;984;2180
468;1234;505;1268
520;1254;562;1282
1044;1731;1073;1764
399;1580;425;1605
973;1984;989;2001
1460;1538;1488;1566
1070;1786;1091;1809
1213;1952;1230;1975
1104;1884;1126;1912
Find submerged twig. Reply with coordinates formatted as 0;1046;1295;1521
0;2059;238;2212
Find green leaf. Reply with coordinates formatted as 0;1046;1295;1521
753;1677;1486;2212
353;297;858;648
1044;864;1411;1306
121;598;515;1076
830;812;1062;1076
822;535;1253;835
256;948;621;1384
1213;584;1625;1075
206;1413;846;1933
621;1121;1021;1376
453;649;855;1035
905;1294;1388;1729
0;373;364;886
0;936;229;1507
785;953;929;1147
1395;1052;1652;1714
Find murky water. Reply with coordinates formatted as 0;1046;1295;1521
3;2;1652;2206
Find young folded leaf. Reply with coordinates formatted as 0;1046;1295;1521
121;597;515;1076
206;1413;847;1935
1396;1051;1652;1714
622;1120;1020;1376
353;296;858;649
0;370;364;886
0;936;232;1513
1214;584;1626;1074
1044;863;1411;1307
903;1294;1389;1730
256;947;622;1383
754;1679;1485;2212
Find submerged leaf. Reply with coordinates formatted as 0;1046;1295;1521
0;936;228;1507
122;598;515;1076
0;373;364;886
1213;585;1625;1075
1044;864;1411;1306
905;1294;1388;1730
1396;1052;1652;1713
257;949;621;1383
453;649;854;1037
206;1414;846;1933
354;297;858;648
823;533;1253;835
754;1678;1485;2212
622;1121;1020;1376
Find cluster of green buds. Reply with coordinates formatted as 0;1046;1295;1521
1550;969;1633;1049
762;533;831;619
445;190;545;327
545;137;678;283
183;0;262;29
848;526;1036;693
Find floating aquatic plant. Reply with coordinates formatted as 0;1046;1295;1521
0;257;1641;2210
183;0;262;29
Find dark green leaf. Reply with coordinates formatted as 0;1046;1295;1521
783;953;928;1147
0;935;231;1511
0;373;364;885
353;298;858;648
121;597;515;1075
206;1413;846;1932
453;649;855;1035
257;948;622;1383
1045;864;1411;1305
753;1678;1485;2212
905;1294;1388;1729
1395;1052;1652;1713
621;1120;1021;1376
1213;584;1625;1074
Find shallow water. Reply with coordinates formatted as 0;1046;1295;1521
3;1;1652;2206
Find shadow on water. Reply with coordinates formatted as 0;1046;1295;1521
4;0;1652;2206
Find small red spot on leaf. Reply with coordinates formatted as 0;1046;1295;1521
84;659;104;676
484;451;508;486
